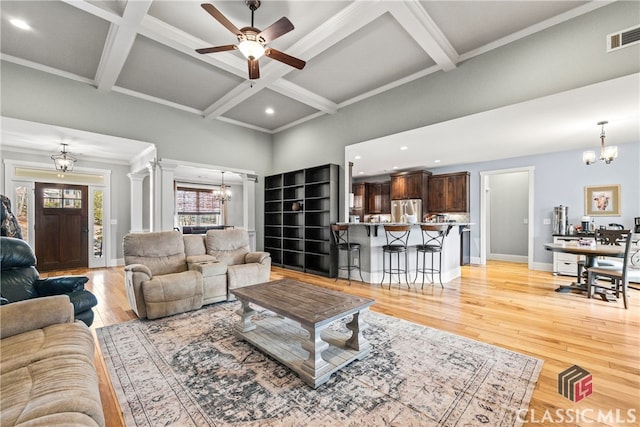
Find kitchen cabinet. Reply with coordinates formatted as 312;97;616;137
390;171;430;200
552;235;592;276
366;181;390;214
428;172;470;213
351;182;366;221
264;164;339;277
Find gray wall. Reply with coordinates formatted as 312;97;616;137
1;2;638;267
431;142;639;266
488;171;529;257
271;2;639;220
0;61;273;250
0;148;131;261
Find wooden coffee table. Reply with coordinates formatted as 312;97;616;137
230;279;375;388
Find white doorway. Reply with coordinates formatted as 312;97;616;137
480;167;534;269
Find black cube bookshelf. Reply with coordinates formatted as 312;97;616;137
264;164;339;277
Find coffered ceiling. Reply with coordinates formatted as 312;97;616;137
2;0;609;134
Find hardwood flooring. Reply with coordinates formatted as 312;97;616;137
43;262;640;426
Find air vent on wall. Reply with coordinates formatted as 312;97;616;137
607;25;640;52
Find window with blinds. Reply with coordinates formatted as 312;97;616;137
176;187;221;226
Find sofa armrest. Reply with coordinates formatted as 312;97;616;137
186;254;218;264
0;295;74;339
124;263;153;278
245;251;271;264
34;276;90;296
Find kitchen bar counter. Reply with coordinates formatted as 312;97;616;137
337;222;471;285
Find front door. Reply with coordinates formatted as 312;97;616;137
35;183;88;271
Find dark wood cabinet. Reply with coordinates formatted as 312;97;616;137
390;171;430;200
264;164;339;277
350;182;366;221
428;172;470;213
366;182;390;214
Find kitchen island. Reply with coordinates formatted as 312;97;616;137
336;222;470;285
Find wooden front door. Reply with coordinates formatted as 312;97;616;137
35;183;88;271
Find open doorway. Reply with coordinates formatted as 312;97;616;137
480;167;534;269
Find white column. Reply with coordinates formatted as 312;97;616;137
243;174;257;251
148;161;160;232
158;159;179;231
127;171;147;233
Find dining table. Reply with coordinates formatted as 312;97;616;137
544;241;625;301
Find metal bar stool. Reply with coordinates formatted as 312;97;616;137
415;224;450;288
380;224;411;289
331;224;363;285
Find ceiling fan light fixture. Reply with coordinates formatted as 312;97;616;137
238;39;265;60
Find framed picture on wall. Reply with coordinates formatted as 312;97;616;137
584;184;621;216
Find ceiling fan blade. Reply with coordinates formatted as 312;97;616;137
201;3;241;35
196;44;237;54
257;17;294;44
265;48;306;70
248;59;260;80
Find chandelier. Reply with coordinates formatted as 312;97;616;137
213;171;232;202
583;121;617;165
51;143;77;172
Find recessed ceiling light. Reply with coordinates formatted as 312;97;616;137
359;171;364;175
10;19;31;30
265;107;274;115
354;155;361;160
400;146;408;150
392;166;399;169
434;159;441;163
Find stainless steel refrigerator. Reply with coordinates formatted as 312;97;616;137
390;199;422;223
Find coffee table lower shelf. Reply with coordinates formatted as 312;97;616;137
234;315;370;388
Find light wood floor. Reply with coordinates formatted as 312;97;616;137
44;262;639;426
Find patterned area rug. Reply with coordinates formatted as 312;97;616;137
97;302;542;426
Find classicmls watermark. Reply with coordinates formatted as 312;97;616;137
558;364;592;402
514;365;637;424
516;408;637;424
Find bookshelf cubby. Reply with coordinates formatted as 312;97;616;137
263;164;338;277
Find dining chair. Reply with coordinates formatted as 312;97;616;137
331;224;364;286
586;231;633;309
577;228;630;283
414;224;449;288
380;225;411;290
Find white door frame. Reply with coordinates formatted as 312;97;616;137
3;159;112;268
480;166;534;269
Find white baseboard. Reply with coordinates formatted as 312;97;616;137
488;253;528;263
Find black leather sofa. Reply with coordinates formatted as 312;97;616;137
0;236;98;326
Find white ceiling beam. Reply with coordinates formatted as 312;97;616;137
202;1;388;120
387;2;458;72
139;15;337;115
94;0;153;92
139;15;248;78
61;0;123;25
270;80;337;114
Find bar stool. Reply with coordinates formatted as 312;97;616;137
414;224;449;288
380;225;411;289
331;224;363;285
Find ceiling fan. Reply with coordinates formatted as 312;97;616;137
196;1;306;80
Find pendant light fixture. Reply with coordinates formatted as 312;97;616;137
583;121;617;165
51;143;77;172
213;171;232;202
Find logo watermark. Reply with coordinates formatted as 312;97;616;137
558;364;592;402
513;365;637;423
516;409;637;424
